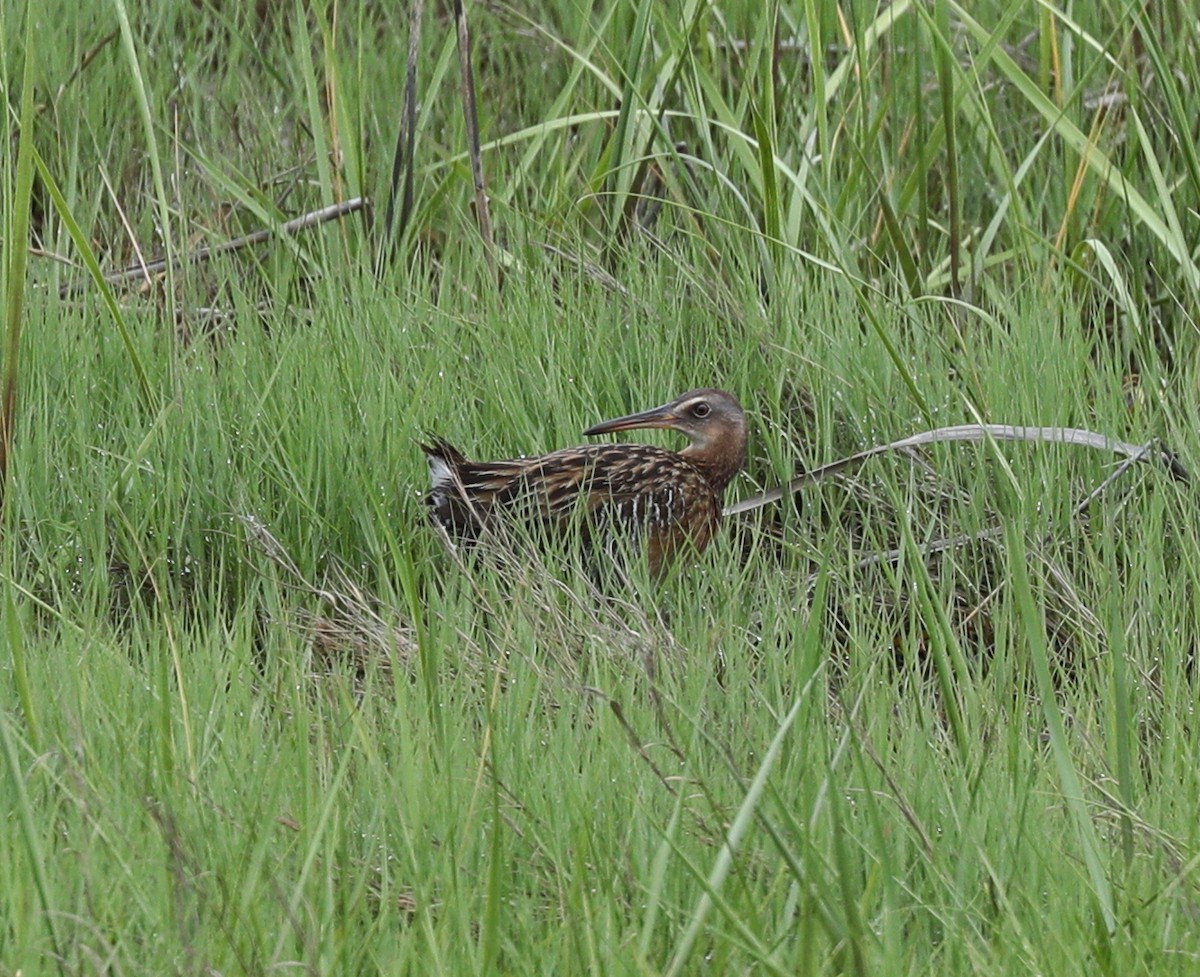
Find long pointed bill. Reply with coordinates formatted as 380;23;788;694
583;401;679;436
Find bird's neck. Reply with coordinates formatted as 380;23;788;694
680;439;746;495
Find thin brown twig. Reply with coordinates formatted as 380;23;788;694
58;197;369;297
99;164;152;290
852;716;936;858
54;29;119;103
598;693;677;796
29;248;76;268
1070;442;1153;518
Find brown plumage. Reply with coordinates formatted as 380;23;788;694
421;388;747;577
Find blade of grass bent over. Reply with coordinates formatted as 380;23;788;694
726;423;1186;516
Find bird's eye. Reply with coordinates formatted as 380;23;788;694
692;401;712;418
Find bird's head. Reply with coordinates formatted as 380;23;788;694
584;388;747;489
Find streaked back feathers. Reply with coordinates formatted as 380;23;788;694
421;388;747;576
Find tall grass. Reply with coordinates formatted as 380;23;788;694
2;0;1200;973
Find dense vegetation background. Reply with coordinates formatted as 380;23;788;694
2;1;1199;973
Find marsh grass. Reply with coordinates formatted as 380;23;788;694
3;0;1200;973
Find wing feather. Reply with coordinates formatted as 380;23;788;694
422;441;721;572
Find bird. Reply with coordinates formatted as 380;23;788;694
420;388;747;577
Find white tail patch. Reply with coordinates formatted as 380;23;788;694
427;454;455;490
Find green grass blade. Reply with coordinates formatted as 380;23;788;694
5;585;37;751
947;0;1200;294
663;692;808;977
297;0;336;205
0;0;38;507
111;0;178;328
0;707;63;970
31;148;156;411
1005;524;1117;937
